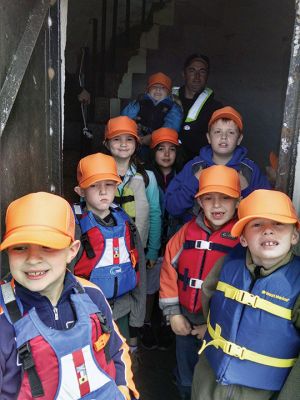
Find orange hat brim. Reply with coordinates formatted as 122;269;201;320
79;173;121;189
195;185;240;199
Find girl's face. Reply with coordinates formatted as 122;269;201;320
155;142;177;170
107;134;136;160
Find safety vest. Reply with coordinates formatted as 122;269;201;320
114;174;150;248
177;218;239;313
0;280;124;400
200;246;300;391
136;96;172;134
73;204;139;300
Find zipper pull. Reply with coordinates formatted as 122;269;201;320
53;306;59;320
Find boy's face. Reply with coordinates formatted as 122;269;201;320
107;134;136;160
155;142;177;169
207;120;243;160
8;242;80;304
197;192;239;231
75;180;117;218
148;84;169;102
240;218;299;268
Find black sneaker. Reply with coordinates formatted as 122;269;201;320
140;323;158;350
157;324;174;350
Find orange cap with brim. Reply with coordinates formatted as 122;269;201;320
77;153;121;189
150;128;179;149
208;106;243;131
195;165;241;199
0;192;75;251
105;116;139;140
231;189;300;237
147;72;172;92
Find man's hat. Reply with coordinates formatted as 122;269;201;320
0;192;75;251
147;72;172;92
195;165;241;199
208;106;243;131
77;152;121;189
150;128;179;149
105;116;139;140
231;189;300;237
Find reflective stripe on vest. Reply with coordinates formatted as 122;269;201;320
185;87;213;122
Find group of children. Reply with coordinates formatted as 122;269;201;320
0;70;299;400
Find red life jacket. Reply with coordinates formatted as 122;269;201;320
177;218;239;313
0;280;124;400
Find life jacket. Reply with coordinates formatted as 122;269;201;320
114;173;150;248
201;246;300;391
73;204;139;300
135;96;172;134
0;279;124;400
177;218;239;313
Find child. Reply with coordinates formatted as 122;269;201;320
103;116;161;268
192;189;300;400
139;127;183;350
0;191;139;399
73;152;146;349
159;165;241;399
165;106;271;223
121;72;183;161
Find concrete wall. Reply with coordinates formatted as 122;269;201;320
141;0;295;170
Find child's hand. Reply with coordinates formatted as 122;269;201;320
170;315;192;336
146;259;156;269
191;324;207;340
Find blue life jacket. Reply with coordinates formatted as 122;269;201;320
73;204;139;300
0;280;124;400
202;246;300;391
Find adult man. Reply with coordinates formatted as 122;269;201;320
173;54;222;161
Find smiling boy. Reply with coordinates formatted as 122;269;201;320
192;189;300;400
165;106;271;223
159;165;241;399
0;191;138;399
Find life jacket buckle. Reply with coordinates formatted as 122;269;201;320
224;341;246;360
195;240;211;250
189;278;203;289
238;291;259;308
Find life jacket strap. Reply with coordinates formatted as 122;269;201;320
95;312;112;364
114;195;135;206
81;232;96;259
199;313;296;368
18;342;44;397
216;281;292;320
183;240;232;253
178;271;203;290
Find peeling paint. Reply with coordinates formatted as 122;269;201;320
50;127;53;136
281;138;291;153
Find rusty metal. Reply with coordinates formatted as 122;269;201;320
0;0;50;137
275;0;300;196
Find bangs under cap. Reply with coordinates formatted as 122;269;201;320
231;189;300;237
0;192;75;251
105;116;139;140
150;127;179;149
208;106;243;131
77;152;121;188
147;72;172;92
195;165;241;199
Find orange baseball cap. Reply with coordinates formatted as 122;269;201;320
147;72;172;92
77;152;121;189
0;192;75;251
195;165;241;198
208;106;243;131
150;128;179;149
231;189;300;237
105;116;139;140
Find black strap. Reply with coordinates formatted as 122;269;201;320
18;342;44;398
81;232;96;259
114;195;135;206
183;240;232;253
178;269;190;291
96;312;112;363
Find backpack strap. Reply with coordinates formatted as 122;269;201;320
1;283;44;398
